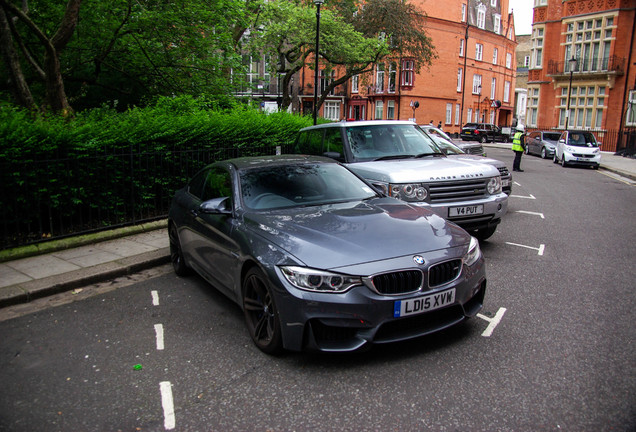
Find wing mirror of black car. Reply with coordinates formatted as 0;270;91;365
199;197;232;215
322;151;343;161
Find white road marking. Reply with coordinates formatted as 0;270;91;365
515;210;545;219
510;193;536;199
154;324;165;350
477;307;507;337
160;381;176;430
505;241;545;256
597;170;635;185
151;290;160;306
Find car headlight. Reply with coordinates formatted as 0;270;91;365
463;236;482;267
565;146;574;153
487;176;502;195
280;266;361;293
389;183;428;201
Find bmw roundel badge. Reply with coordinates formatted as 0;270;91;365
413;255;425;265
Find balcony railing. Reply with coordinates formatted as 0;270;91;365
547;56;625;75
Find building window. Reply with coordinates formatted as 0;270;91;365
490;110;495;123
491;78;496;99
504;81;511;103
491;0;497;6
534;0;547;5
324;101;340;120
351;75;359;93
531;27;544;68
493;14;501;34
506;53;512;69
461;3;466;22
472;74;482;94
459;39;465;57
627;90;636;127
320;70;335;95
387;100;395;119
558;85;607;128
375;101;384;119
493;48;498;65
524;55;530;67
376;64;385;93
467;108;473;123
527;87;539;126
475;43;483;61
446;103;452;124
455;104;460;125
388;63;397;93
457;68;463;92
401;59;414;86
564;14;616;72
477;5;486;29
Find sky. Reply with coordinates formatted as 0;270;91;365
508;0;533;35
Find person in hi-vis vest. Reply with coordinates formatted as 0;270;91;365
511;124;526;172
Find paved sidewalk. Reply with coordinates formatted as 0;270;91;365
0;149;633;310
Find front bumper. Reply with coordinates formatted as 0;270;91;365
273;252;487;352
564;152;601;166
423;193;508;231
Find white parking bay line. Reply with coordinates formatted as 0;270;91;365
510;193;536;199
505;241;545;256
154;324;165;350
515;210;545;219
151;290;160;306
477;307;507;337
160;381;176;430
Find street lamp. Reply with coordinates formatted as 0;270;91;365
313;0;324;125
565;57;577;130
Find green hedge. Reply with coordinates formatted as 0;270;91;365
0;96;316;248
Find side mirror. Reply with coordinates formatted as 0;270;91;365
322;151;343;161
559;139;566;143
199;197;232;215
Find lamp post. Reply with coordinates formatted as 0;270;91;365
565;57;577;130
313;0;324;125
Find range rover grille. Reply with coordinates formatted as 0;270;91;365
429;179;489;203
372;270;423;295
428;259;462;287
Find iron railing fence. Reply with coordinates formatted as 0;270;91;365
521;126;629;153
1;144;292;250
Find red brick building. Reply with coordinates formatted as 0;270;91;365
525;0;636;152
296;0;518;135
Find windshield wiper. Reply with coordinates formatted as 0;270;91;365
415;152;445;158
372;154;415;161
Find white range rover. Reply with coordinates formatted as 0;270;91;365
294;120;508;240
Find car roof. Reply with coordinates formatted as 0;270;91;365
216;154;337;170
299;120;416;132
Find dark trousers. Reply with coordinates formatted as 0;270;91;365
513;150;523;170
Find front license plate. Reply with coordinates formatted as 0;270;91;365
394;289;456;318
449;204;484;217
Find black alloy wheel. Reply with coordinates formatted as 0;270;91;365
242;267;283;354
169;224;191;276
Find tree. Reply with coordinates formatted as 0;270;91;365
0;0;81;114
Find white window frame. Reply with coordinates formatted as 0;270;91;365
324;101;340;121
376;64;385;93
627;90;636;127
455;104;461;125
493;14;501;35
461;4;466;22
491;78;496;99
457;68;463;92
531;27;544;69
477;5;486;29
467;108;473;123
351;75;359;93
493;48;498;65
504;81;511;103
446;103;452;124
387;100;395;120
475;43;483;61
460;39;465;57
506;53;512;69
375;101;384;119
472;74;482;95
401;60;414;86
491;0;497;6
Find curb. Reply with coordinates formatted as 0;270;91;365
0;248;170;309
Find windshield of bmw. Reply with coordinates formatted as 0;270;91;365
240;163;378;210
568;132;598;147
346;124;442;162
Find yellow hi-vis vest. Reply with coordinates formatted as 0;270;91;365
512;132;524;152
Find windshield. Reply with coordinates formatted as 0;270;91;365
568;132;598;147
346;124;442;161
430;137;464;155
240;163;378;210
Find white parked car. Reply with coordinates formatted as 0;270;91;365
553;130;602;169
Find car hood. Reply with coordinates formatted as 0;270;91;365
447;154;506;168
347;158;499;183
243;198;469;269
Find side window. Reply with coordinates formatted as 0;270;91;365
323;128;344;156
296;130;324;155
188;169;209;200
201;167;232;202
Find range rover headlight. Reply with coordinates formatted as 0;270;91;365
487;176;502;195
463;236;482;267
280;266;361;293
390;183;428;202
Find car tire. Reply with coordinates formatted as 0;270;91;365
169;223;191;277
242;267;283;355
480;136;487;144
541;147;547;159
553;154;559;164
561;156;567;167
593;164;599;170
472;226;497;241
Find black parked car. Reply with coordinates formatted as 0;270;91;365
460;123;509;143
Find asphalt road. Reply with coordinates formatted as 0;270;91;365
1;148;635;431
